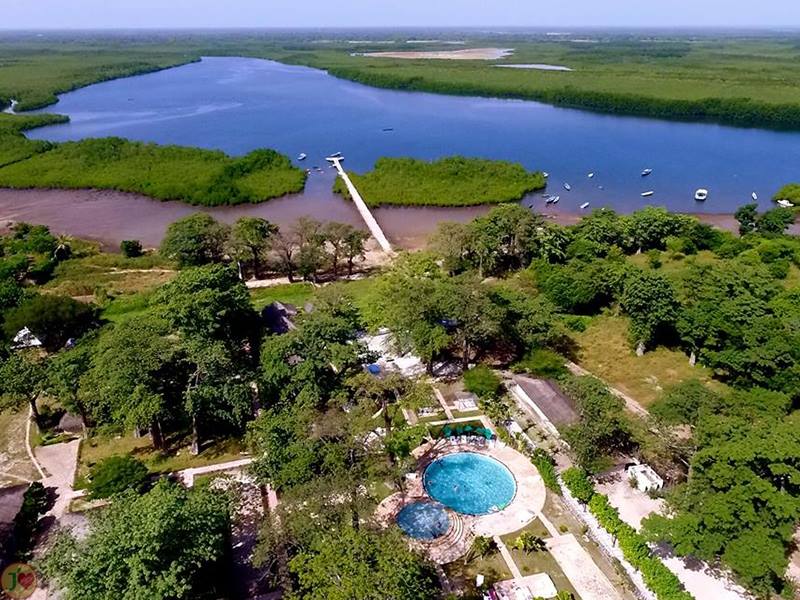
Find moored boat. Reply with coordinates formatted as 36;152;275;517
580;202;590;209
564;183;571;191
695;188;709;201
641;191;654;197
297;153;307;161
641;168;653;177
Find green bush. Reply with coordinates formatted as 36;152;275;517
561;467;595;504
531;448;560;494
88;455;149;499
646;249;663;269
513;348;568;379
120;240;143;258
463;365;503;399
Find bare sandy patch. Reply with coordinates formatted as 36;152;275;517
361;47;514;61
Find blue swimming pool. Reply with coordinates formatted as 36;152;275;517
424;452;516;516
396;502;451;540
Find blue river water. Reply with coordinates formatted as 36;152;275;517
27;56;800;214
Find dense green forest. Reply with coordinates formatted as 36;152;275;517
333;156;546;207
0;136;306;206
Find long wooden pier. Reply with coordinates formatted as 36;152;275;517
327;156;394;255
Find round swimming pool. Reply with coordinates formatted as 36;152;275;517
424;452;516;516
396;501;451;540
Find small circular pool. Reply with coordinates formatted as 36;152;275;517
424;452;516;516
396;501;451;540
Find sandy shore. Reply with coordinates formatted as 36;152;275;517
361;48;514;61
0;187;795;253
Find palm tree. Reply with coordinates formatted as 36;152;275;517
512;531;546;554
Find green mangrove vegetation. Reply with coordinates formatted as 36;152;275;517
0;134;306;206
775;183;800;203
333;156;546;207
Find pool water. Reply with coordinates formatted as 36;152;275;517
424;452;516;516
396;502;451;540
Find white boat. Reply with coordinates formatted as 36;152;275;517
329;151;343;158
752;192;758;201
543;172;549;178
552;196;560;204
641;169;653;177
588;172;595;178
297;153;307;161
564;183;572;191
641;191;654;197
580;202;590;209
777;199;795;208
695;188;709;201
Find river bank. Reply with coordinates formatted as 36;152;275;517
1;187;795;252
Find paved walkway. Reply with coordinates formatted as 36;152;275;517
177;457;254;487
328;157;394;254
35;439;80;520
494;535;523;579
433;388;455;420
547;534;624;600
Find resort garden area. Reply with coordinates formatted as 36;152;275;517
0;199;798;600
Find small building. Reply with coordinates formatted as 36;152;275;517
11;327;42;350
627;463;664;493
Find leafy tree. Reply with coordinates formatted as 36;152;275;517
562;377;633;472
81;314;184;449
573;209;628;250
288;527;439;600
624;207;690;252
343;228;369;277
756;207;796;235
561;468;595;504
649;380;721;426
260;289;364;408
46;341;94;430
160;213;229;267
467;204;542;276
229;216;278;279
272;230;299;282
620;271;680;354
294;217;327;282
734;203;758;235
467;536;496;561
119;239;143;258
87;455;149;499
463;365;503;399
2;294;98;352
41;481;230;600
323;222;362;278
430;221;472;273
152;264;257;452
0;351;47;426
512;531;547;554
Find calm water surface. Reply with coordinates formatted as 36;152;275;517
10;56;800;244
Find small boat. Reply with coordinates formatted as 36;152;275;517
641;191;654;197
382;128;394;132
552;196;560;204
580;202;590;209
297;153;307;161
695;188;709;201
598;185;604;190
329;151;343;158
588;172;595;178
543;172;549;178
751;192;758;201
564;183;572;191
642;169;653;177
777;199;795;208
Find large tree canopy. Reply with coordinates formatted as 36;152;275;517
41;481;230;600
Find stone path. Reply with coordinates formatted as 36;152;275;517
494;535;523;580
35;439;81;520
177;457;254;487
547;534;624;600
433;387;455;420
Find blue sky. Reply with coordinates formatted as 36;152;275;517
3;0;799;29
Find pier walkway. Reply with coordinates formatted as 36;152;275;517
327;156;394;254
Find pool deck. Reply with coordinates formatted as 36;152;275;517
376;438;546;563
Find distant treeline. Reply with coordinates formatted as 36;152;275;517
333;156;546;207
324;66;800;131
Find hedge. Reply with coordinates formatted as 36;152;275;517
561;468;694;600
531;448;561;494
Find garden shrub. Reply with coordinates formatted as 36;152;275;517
463;365;502;399
88;455;149;499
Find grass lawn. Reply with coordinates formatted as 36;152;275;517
249;282;315;310
0;409;39;487
443;549;513;597
44;250;176;298
571;314;726;407
75;432;246;489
